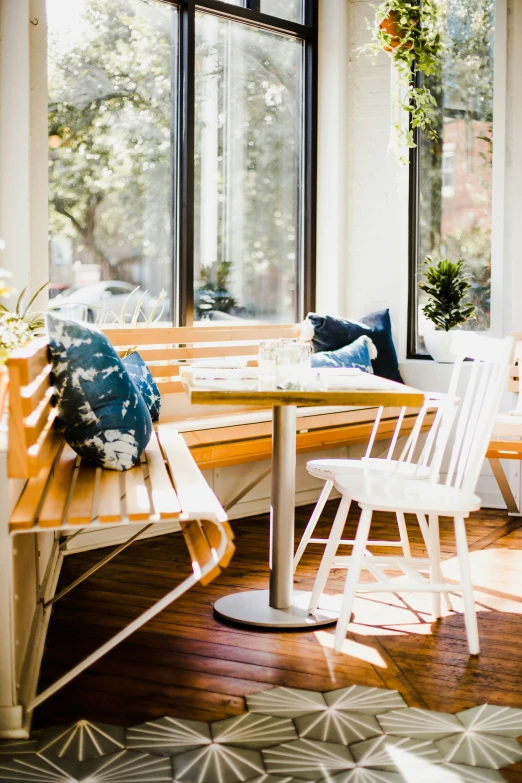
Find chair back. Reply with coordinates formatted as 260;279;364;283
443;333;514;494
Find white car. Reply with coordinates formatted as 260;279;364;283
53;281;161;323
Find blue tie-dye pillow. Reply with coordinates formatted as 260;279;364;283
122;351;161;422
311;335;376;373
46;313;152;471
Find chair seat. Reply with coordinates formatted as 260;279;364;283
307;457;431;481
334;472;481;516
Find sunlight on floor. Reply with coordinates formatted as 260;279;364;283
314;547;522;644
314;630;388;668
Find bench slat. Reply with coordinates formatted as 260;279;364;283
186;413;436;470
158;425;227;524
123;460;152;521
105;324;299;348
25;394;57;447
67;460;97;526
21;364;52;417
136;345;258;363
38;445;77;528
98;469;123;523
145;432;182;520
9;437;65;531
181;519;221;586
6;337;49;385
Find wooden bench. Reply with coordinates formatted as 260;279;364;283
487;334;522;514
6;322;429;713
6;335;234;714
102;323;431;510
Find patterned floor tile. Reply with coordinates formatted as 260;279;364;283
172;743;264;783
410;763;504;782
436;730;522;769
244;777;311;783
318;770;405;783
79;750;172;782
376;708;463;741
0;738;41;760
322;687;407;716
246;688;327;719
126;717;211;756
456;704;522;737
262;738;354;780
38;720;125;761
0;753;80;782
350;735;442;772
211;714;297;749
295;709;382;745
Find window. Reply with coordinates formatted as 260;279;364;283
47;0;317;325
408;0;495;356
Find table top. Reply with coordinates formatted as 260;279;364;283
181;371;425;408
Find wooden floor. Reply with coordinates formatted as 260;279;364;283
34;500;522;781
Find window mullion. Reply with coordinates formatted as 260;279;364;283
179;0;196;326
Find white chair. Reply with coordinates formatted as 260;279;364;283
295;395;460;574
308;333;514;655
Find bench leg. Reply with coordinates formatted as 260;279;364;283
489;457;520;514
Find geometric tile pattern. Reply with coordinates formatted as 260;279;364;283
0;685;520;782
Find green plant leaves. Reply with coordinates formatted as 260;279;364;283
419;257;477;331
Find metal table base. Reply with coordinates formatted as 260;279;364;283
214;589;338;628
214;405;338;629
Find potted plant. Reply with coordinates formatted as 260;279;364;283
420;257;476;363
360;0;445;161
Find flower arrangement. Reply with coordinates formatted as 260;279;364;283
0;282;49;364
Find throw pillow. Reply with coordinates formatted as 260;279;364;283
311;335;376;373
47;313;152;471
306;309;403;383
122;351;161;422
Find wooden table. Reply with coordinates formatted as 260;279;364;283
182;371;425;629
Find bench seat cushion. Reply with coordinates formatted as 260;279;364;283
47;314;152;471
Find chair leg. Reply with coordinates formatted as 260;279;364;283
334;507;373;653
308;492;351;614
294;479;334;572
429;513;442;620
454;515;480;655
420;512;453;611
396;511;411;557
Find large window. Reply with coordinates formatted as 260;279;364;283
409;0;495;356
47;0;316;326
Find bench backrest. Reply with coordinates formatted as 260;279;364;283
6;323;300;479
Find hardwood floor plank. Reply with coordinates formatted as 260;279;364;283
33;495;522;779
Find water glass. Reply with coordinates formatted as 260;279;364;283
275;340;312;390
258;340;278;380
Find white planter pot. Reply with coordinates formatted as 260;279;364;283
423;330;458;363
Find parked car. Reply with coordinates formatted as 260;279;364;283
52;281;164;323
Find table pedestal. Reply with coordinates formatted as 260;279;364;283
213;405;338;629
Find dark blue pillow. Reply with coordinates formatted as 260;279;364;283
311;335;375;373
47;313;152;471
307;309;403;383
122;351;161;422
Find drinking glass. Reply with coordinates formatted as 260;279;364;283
258;340;278;380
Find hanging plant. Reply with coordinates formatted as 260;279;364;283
360;0;445;161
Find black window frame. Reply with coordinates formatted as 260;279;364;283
407;123;425;359
162;0;318;326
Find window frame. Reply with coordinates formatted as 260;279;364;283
406;0;506;360
165;0;318;325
